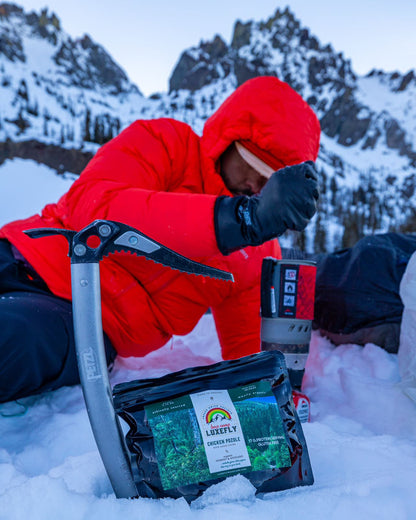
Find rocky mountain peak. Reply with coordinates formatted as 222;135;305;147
0;3;136;94
168;4;416;173
0;3;61;50
169;6;356;95
0;2;146;163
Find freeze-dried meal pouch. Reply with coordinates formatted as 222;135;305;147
112;351;313;502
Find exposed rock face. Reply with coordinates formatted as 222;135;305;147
169;35;229;92
320;88;371;146
0;4;131;92
0;139;93;173
53;34;131;93
231;20;252;49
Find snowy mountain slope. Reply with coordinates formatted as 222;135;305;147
1;3;416;252
0;157;75;226
0;3;154;151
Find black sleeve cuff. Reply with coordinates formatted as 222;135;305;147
214;195;247;255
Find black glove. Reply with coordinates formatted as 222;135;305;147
214;161;319;255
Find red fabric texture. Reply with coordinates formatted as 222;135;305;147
296;264;317;320
202;76;321;171
0;76;320;359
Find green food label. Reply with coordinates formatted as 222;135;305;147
145;380;291;490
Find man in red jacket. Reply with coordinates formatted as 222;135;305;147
0;76;320;402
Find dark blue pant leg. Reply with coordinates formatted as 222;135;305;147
0;240;117;402
0;291;116;403
0;291;74;401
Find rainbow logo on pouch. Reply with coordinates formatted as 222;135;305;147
205;407;232;424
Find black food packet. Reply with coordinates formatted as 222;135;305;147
112;351;313;502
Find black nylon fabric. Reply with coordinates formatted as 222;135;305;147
0;240;116;403
313;233;416;336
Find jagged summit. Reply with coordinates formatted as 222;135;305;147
169;7;356;94
366;68;416;93
0;3;61;52
0;2;137;93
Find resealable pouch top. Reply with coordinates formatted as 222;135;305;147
112;351;313;502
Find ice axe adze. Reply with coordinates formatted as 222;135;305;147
24;219;233;498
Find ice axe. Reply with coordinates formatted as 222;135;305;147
25;219;233;498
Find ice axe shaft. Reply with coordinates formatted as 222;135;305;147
71;261;137;498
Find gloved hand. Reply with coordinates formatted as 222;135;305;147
214;161;319;255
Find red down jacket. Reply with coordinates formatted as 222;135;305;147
0;76;320;359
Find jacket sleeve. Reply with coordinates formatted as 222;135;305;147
57;119;222;258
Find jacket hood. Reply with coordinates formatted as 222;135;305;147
201;76;321;170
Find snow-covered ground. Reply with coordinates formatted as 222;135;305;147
1;159;416;519
0;158;76;227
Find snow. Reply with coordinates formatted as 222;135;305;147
0;158;76;227
356;75;416;144
0;10;149;146
1;158;416;518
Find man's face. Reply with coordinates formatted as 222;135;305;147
219;143;268;196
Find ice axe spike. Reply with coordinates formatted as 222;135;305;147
25;219;234;499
